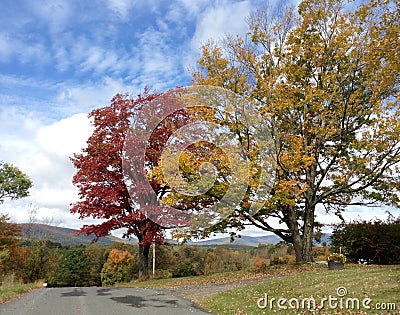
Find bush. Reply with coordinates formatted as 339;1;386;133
327;253;346;263
271;256;288;265
331;214;400;264
101;249;136;286
253;258;269;272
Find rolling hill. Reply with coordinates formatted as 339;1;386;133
190;233;331;247
18;224;331;247
190;234;282;247
19;223;124;246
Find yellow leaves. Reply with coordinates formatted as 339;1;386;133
192;39;253;94
103;249;135;271
277;133;317;173
170;227;192;243
275;179;309;206
188;1;400;224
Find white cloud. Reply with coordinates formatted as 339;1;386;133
37;113;93;156
28;0;72;33
0;33;12;61
56;76;133;111
0;108;93;227
182;0;255;75
0;33;51;66
52;34;133;76
190;1;252;50
315;204;399;229
107;0;137;20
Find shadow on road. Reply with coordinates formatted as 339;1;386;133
111;294;179;308
97;288;113;296
61;288;87;297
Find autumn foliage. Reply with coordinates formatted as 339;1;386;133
101;249;136;286
0;215;24;277
191;0;400;262
71;92;165;277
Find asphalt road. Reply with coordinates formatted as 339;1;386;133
0;287;211;315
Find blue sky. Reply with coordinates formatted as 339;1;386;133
0;0;274;120
0;0;396;237
2;1;188;118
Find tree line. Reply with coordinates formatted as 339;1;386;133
0;216;301;287
1;213;399;288
331;214;400;265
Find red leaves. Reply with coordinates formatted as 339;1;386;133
70;92;164;246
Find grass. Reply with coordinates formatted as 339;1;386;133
124;264;320;289
197;264;400;314
0;274;43;304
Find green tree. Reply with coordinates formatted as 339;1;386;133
0;162;32;203
84;245;109;286
191;0;400;262
173;246;207;277
52;247;90;287
23;240;60;283
331;214;400;264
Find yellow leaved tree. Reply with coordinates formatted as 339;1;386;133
191;0;400;262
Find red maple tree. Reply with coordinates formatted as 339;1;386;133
71;91;165;278
71;87;239;278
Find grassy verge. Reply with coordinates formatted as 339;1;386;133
0;279;43;304
197;264;400;314
124;264;322;289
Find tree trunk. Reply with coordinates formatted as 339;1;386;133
138;243;150;279
291;234;314;263
288;205;314;263
301;206;315;262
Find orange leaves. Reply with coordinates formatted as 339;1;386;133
274;179;309;207
104;249;135;271
101;249;136;286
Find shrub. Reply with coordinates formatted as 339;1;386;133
101;249;136;286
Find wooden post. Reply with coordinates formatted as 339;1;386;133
152;242;156;278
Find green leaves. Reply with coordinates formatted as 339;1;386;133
331;214;400;264
0;162;32;204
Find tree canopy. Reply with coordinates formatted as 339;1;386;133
0;162;32;204
0;214;23;276
331;214;400;264
190;0;400;262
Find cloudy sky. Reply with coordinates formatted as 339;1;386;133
0;0;397;238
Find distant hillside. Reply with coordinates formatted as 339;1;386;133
18;224;331;247
191;233;332;247
19;223;124;246
191;234;282;247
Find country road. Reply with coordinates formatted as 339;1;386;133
0;287;211;315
